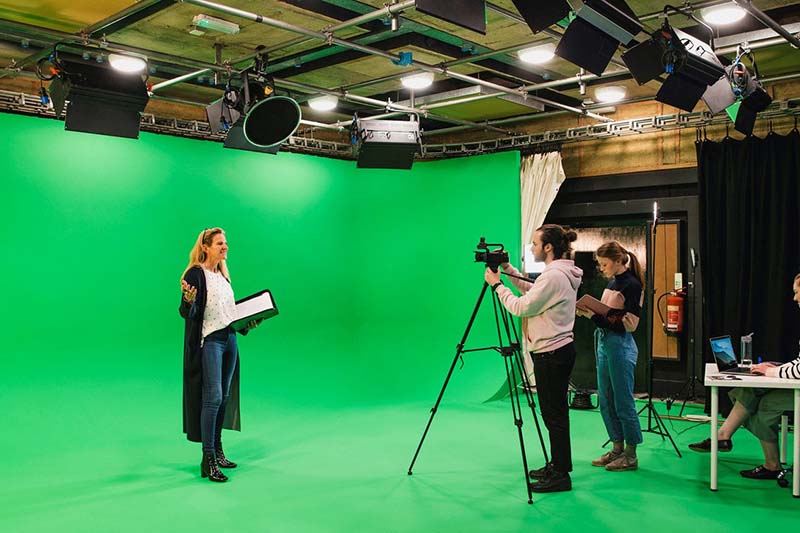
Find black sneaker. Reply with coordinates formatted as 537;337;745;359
528;463;553;480
688;438;732;453
740;465;781;479
529;469;572;493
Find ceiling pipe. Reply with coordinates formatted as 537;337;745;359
637;0;731;22
153;0;417;92
424;71;800;137
425;97;655;136
731;0;800;48
332;38;553;96
275;77;513;134
485;2;627;68
0;18;230;74
182;0;609;122
149;93;346;131
324;68;626;129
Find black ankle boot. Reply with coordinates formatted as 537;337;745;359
529;468;571;493
201;451;228;482
215;445;237;469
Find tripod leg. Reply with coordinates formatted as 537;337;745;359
637;402;665;441
513;349;549;465
493;296;549;466
678;376;705;417
639;402;683;458
504;353;534;504
408;283;489;475
649;405;683;458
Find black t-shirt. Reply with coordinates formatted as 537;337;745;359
592;269;642;334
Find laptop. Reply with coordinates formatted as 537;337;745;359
709;335;754;374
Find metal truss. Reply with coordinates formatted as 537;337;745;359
2;89;798;161
423;98;800;159
0;89;353;159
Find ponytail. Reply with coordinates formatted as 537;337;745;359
596;241;643;285
626;251;644;286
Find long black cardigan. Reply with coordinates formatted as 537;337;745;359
179;265;242;442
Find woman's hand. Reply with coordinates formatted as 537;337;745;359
181;279;197;304
246;318;264;330
622;313;639;332
485;268;501;286
576;308;594;319
750;362;777;375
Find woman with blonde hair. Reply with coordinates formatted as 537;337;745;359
179;227;260;483
577;241;644;472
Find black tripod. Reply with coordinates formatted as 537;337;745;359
639;214;682;457
407;277;549;504
678;250;703;416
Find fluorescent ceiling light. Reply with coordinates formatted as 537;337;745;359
191;14;240;34
701;5;747;25
108;53;147;74
594;85;627;103
308;95;338;111
518;44;555;64
401;72;434;89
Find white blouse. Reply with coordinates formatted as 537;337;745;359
202;268;236;341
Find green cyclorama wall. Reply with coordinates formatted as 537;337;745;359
5;111;520;411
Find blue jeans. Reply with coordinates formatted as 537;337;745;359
595;329;643;445
201;327;238;453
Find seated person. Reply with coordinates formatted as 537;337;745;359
688;273;800;479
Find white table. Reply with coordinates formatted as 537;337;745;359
704;363;800;497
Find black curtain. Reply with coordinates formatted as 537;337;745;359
698;131;800;392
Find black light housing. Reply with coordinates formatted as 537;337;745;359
354;117;421;170
223;117;280;154
555;0;643;76
416;0;486;34
206;49;301;153
47;57;149;139
622;21;724;112
511;0;570;34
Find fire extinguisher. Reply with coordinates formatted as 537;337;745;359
657;289;685;336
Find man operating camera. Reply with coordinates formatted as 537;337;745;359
484;224;582;493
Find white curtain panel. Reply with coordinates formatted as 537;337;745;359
519;151;567;382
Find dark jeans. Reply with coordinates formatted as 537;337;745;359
201;327;238;453
532;342;576;473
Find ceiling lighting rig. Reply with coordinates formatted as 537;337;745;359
36;43;150;139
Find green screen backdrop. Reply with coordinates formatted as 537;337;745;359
5;112;520;419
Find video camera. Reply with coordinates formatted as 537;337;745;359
474;237;509;272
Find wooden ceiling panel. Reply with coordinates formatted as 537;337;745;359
288;44;458;90
0;0;134;32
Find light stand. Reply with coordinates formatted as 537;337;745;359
641;202;682;457
678;248;704;416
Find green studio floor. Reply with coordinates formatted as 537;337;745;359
3;370;797;532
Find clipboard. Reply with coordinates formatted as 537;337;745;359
576;294;625;318
231;289;279;332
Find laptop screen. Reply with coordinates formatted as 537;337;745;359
710;336;737;369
